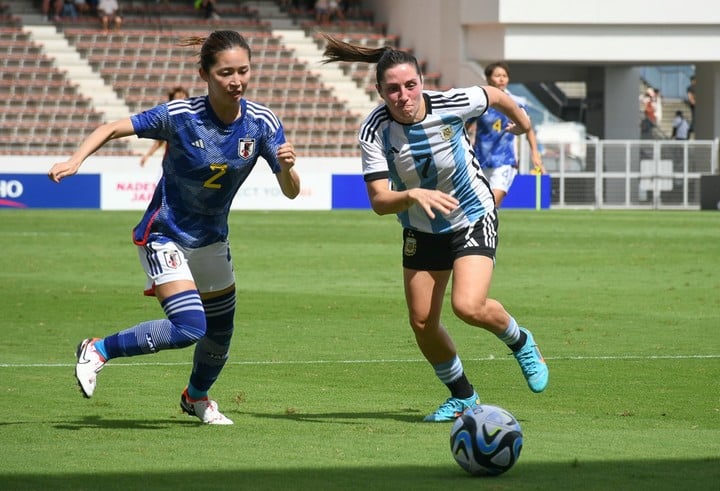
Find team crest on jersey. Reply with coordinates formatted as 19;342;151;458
238;138;255;159
163;250;182;269
440;125;453;141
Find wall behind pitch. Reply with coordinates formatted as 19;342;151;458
0;156;364;211
0;156;548;210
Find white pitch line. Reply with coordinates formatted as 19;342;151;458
0;231;85;237
1;353;718;368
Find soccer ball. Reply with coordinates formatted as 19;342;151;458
449;404;523;476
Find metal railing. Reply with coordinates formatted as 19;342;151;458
535;139;719;209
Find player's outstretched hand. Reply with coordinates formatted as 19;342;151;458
48;160;81;183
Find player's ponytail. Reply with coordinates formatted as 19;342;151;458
320;32;422;86
320;32;387;64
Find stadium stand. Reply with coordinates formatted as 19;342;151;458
0;24;131;155
1;0;450;157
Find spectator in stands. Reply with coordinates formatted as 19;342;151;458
465;61;545;208
314;0;344;24
686;75;696;137
61;0;79;19
641;87;657;139
195;0;221;20
139;86;190;167
97;0;122;33
47;30;300;425
345;0;362;19
72;0;92;16
653;87;663;124
314;0;329;23
328;0;345;21
672;110;690;140
320;34;548;423
42;0;63;21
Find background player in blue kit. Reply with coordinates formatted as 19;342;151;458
466;62;545;207
139;86;190;167
321;35;548;423
48;30;300;425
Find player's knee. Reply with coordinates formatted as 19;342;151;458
162;290;207;346
452;298;490;325
172;312;207;345
408;313;436;335
202;290;236;348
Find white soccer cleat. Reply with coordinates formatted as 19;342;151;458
180;389;234;425
75;338;106;398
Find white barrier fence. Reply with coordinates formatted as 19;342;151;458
539;139;719;209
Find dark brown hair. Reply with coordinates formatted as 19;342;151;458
320;32;422;86
167;86;189;100
179;30;251;72
484;61;510;80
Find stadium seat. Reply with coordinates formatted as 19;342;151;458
0;1;443;158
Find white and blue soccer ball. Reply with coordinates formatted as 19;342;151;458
450;404;523;476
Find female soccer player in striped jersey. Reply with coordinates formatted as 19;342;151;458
466;61;545;207
48;30;300;425
321;34;548;422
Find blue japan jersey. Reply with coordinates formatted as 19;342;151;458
472;91;528;169
130;96;285;248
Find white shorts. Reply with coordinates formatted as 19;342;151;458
137;240;235;295
483;165;518;193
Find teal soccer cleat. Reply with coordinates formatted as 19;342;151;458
423;392;480;422
513;327;549;393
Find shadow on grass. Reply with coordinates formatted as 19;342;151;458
0;416;198;430
52;415;200;430
246;409;425;424
2;458;718;491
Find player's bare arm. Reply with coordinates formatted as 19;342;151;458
366;179;459;219
484;86;531;135
48;118;136;183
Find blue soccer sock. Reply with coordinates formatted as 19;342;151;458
93;339;109;359
186;383;207;401
188;289;236;394
103;290;206;358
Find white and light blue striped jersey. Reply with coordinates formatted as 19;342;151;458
359;86;495;234
130;95;285;249
471;90;528;169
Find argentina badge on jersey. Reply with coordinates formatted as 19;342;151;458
440;125;453;141
238;138;255;159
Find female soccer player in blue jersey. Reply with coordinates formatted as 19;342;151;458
321;34;548;422
466;62;545;207
48;30;300;425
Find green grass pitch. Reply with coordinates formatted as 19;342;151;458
0;209;718;490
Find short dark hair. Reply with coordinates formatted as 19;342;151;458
484;61;510;80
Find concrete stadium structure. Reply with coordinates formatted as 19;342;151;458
364;0;720;140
